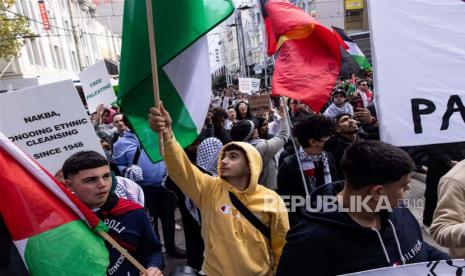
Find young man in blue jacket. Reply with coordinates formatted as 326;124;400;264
277;140;449;275
62;151;164;276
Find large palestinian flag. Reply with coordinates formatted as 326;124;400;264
118;0;234;162
0;132;109;275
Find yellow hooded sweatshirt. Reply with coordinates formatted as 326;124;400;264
164;136;289;276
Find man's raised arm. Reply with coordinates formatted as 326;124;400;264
148;103;213;207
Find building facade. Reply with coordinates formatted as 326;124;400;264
0;0;121;91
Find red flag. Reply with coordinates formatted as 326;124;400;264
259;0;278;55
266;0;341;112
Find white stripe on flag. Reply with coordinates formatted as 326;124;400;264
163;36;212;134
13;239;28;267
346;41;365;57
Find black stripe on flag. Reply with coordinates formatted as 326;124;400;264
332;26;354;43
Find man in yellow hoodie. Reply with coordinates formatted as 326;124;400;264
148;103;289;276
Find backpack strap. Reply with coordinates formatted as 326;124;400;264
132;146;141;165
229;192;271;240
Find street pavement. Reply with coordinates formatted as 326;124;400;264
161;171;448;274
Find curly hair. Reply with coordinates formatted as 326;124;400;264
293;115;335;148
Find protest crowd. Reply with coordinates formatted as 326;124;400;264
2;70;465;276
2;0;465;276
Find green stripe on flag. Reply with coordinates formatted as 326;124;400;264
119;70;199;162
118;0;234;162
25;220;108;275
352;55;372;70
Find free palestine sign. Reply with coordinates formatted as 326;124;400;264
79;60;116;113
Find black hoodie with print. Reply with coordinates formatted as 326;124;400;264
277;182;449;276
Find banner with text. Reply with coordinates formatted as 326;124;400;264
248;94;271;115
239;78;261;94
79;60;116;113
0;80;105;174
343;259;465;275
369;0;465;146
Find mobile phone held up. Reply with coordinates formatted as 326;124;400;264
351;96;364;110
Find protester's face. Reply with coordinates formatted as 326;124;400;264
66;165;112;209
220;149;250;180
308;136;331;155
379;174;411;209
238;103;248;114
333;94;346;105
359;82;368;90
102;111;110;122
259;121;269;137
227;108;236;120
112;115;127;132
337;115;358;135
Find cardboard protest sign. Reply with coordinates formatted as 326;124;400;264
369;0;465;146
248;94;271;115
239;78;261;94
0;80;105;174
79;60;116;113
343;259;465;275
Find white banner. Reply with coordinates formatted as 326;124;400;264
0;80;105;174
79;60;116;113
239;77;261;94
369;0;465;146
343;259;465;275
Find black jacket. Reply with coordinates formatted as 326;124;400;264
324;134;362;180
276;182;450;276
277;152;338;227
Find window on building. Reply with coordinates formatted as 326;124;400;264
25;40;35;65
71;51;79;71
31;39;42;66
54;46;63;69
38;42;47;66
50;44;58;68
346;10;363;22
60;47;68;70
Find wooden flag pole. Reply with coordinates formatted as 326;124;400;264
98;231;148;274
145;0;164;156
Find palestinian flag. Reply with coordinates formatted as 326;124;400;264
339;45;361;78
348;74;357;95
265;0;341;112
0;132;109;275
118;0;234;162
332;26;372;70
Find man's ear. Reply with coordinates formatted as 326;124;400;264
64;179;74;192
308;138;318;148
367;185;384;201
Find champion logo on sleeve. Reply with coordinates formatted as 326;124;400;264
219;205;232;215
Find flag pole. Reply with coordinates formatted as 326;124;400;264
282;98;313;199
145;0;164;156
98;231;148;274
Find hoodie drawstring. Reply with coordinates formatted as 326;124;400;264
371;228;391;264
387;219;406;265
371;220;407;266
